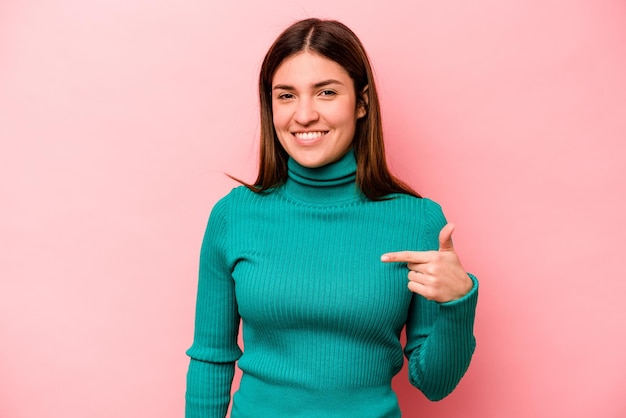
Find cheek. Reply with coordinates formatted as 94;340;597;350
337;114;358;135
331;102;359;128
272;107;289;130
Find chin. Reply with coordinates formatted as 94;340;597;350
297;159;326;168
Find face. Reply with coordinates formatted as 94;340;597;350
271;51;366;168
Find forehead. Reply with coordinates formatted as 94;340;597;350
272;52;351;86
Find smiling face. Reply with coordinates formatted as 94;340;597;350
271;51;367;168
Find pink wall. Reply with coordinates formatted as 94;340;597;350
2;1;625;417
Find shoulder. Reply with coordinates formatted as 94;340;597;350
208;184;280;221
213;184;270;207
202;186;260;240
372;194;447;227
383;194;448;241
382;194;444;217
206;186;247;221
417;198;448;247
420;197;446;224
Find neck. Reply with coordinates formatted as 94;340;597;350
283;150;362;205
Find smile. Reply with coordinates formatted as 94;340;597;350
293;131;329;141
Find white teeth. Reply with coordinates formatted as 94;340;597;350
294;131;326;140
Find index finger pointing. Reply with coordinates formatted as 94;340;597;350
380;251;430;264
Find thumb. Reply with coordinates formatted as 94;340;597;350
438;223;455;252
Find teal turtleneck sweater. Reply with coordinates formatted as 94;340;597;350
186;150;478;417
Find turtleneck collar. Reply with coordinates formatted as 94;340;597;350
282;149;363;205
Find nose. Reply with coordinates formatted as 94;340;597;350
293;97;319;125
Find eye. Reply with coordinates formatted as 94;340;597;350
319;90;337;97
276;92;295;100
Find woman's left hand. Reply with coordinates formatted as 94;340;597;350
381;223;473;303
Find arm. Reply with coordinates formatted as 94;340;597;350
185;197;242;417
382;199;478;400
404;274;478;400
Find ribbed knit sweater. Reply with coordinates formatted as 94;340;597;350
185;150;478;417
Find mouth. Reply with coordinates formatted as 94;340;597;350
293;131;329;142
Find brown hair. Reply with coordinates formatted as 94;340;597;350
239;18;420;200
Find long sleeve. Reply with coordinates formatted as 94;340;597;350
185;196;242;417
404;199;478;401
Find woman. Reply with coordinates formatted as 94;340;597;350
186;18;478;418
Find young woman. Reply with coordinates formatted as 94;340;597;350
186;18;478;418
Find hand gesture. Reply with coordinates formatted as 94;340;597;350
381;223;473;303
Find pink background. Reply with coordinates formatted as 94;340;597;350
2;0;625;417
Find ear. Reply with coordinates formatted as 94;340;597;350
356;85;369;119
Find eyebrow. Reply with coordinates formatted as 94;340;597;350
273;79;344;91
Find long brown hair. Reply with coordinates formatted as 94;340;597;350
239;18;420;200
